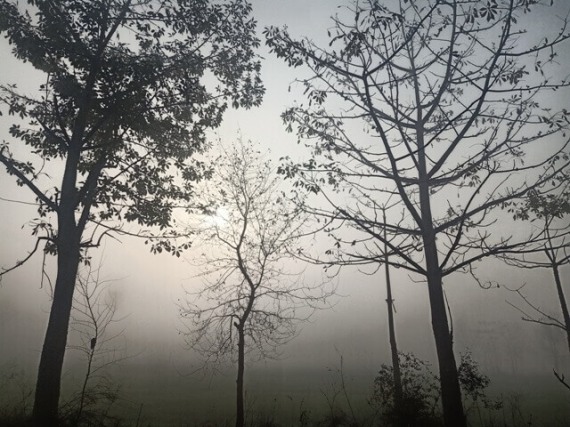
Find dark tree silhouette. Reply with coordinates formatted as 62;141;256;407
0;0;263;422
381;206;404;409
180;140;332;427
265;1;570;425
294;197;409;408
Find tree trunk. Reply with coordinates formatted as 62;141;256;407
33;146;83;425
414;90;465;425
418;181;465;426
426;262;464;426
422;229;465;427
416;147;464;425
236;326;246;427
76;346;96;425
383;210;403;407
32;226;81;425
386;265;403;405
552;262;570;353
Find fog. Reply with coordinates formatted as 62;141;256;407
1;1;570;426
2;226;569;424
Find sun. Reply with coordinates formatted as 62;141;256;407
205;206;230;228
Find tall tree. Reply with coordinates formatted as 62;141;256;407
0;0;263;423
180;140;332;427
307;201;408;411
265;1;570;425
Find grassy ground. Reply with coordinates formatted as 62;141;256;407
1;365;569;426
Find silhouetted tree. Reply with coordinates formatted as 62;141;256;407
265;1;570;425
180;140;332;427
0;0;263;422
381;204;404;409
293;197;409;408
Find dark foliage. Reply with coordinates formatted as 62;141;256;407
0;0;264;422
371;351;499;427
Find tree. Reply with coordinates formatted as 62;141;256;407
325;202;408;410
380;206;404;410
504;186;570;351
0;0;263;422
293;194;409;409
65;261;129;426
501;183;570;394
264;1;570;426
180;140;332;427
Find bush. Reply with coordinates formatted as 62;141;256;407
371;352;441;426
370;351;498;426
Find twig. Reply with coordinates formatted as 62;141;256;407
553;369;570;392
0;237;48;278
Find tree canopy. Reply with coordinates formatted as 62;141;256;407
0;0;264;422
0;0;263;243
181;140;332;427
265;1;570;425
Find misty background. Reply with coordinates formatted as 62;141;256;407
1;1;569;426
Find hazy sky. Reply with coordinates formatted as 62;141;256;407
1;1;569;424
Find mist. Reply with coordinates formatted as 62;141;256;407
2;234;568;424
1;1;570;426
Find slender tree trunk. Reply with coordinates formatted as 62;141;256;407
413;71;465;424
419;182;464;426
236;326;246;427
383;210;403;407
552;262;570;353
424;251;464;427
32;227;81;425
33;148;82;425
77;346;96;425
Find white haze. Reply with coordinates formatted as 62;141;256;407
1;0;570;425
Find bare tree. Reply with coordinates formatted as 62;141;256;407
64;261;129;426
265;1;570;425
180;140;333;427
299;194;410;409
